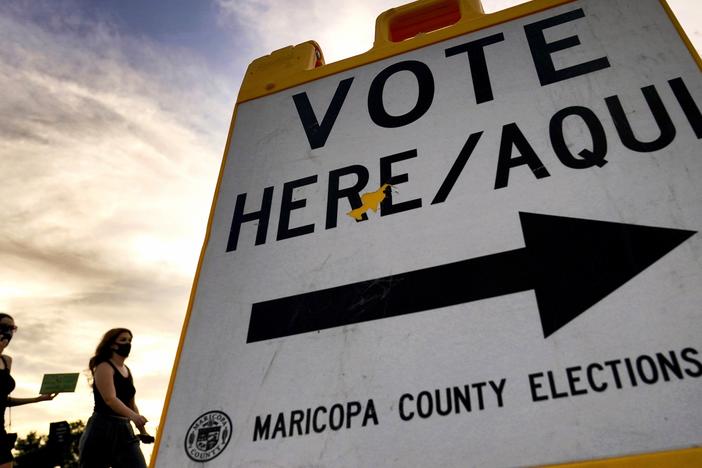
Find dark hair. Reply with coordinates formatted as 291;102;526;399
88;328;132;374
0;313;13;322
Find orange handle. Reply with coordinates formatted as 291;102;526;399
374;0;484;47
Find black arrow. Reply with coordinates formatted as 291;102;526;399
247;212;695;343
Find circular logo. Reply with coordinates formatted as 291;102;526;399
184;410;232;462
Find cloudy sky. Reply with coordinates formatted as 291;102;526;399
0;0;699;462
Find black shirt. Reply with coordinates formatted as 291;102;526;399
93;360;136;416
0;356;15;430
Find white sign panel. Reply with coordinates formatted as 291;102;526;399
156;0;701;466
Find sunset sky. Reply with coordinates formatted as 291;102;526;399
0;0;699;463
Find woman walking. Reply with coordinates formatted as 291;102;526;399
0;313;57;468
79;328;153;468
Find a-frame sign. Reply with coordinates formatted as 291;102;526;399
152;0;702;466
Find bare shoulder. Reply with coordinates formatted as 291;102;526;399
94;361;114;376
2;355;12;369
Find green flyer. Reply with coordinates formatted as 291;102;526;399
40;373;80;394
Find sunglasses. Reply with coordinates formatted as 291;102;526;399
0;325;17;333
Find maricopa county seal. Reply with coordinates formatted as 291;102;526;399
185;410;232;462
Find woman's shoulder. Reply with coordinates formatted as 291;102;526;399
94;361;115;374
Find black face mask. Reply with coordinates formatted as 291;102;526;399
0;325;14;344
114;343;131;358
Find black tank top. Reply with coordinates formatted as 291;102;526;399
93;360;136;416
0;356;15;429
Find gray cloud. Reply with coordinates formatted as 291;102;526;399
215;0;399;62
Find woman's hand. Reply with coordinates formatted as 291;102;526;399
130;412;148;427
36;393;58;402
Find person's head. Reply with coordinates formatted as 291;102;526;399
88;328;133;373
0;313;17;351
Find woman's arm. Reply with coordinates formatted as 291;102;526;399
94;363;147;427
8;394;56;407
128;398;149;434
